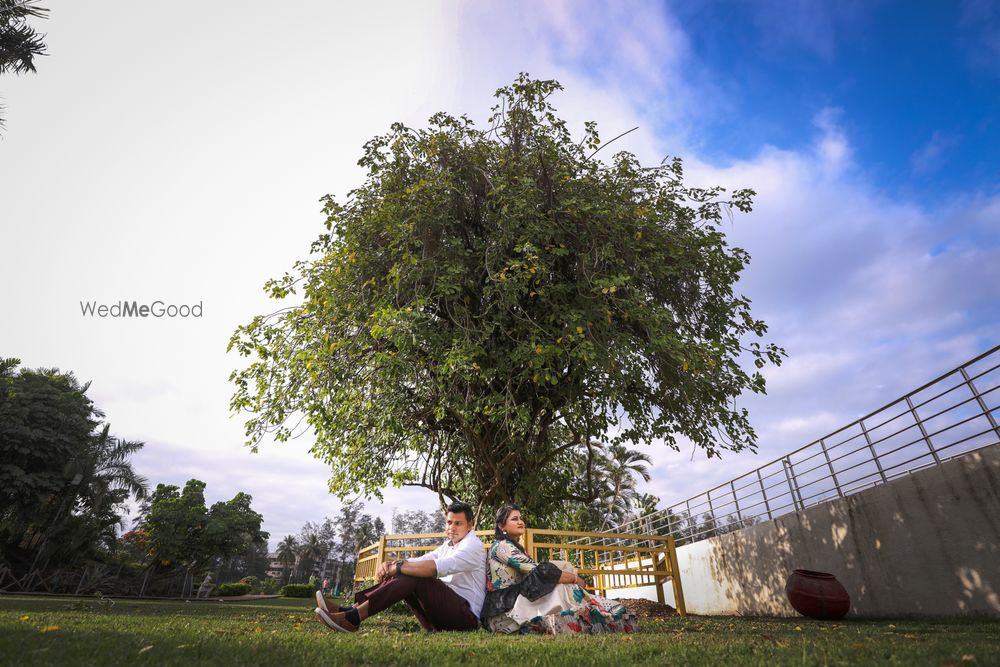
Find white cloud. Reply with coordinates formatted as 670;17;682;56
912;131;960;174
812;107;852;176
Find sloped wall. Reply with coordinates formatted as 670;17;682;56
613;441;1000;617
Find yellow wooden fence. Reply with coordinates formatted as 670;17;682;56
355;528;686;615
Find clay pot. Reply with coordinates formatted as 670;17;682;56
785;569;850;620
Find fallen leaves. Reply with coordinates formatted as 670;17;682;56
138;645;154;654
40;625;59;633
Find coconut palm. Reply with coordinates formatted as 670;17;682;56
295;532;326;582
276;536;298;584
0;0;49;129
599;444;652;530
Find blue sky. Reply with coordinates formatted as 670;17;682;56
659;1;1000;199
1;1;997;547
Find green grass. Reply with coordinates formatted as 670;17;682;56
1;594;997;666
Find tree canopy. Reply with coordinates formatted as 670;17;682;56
0;357;148;567
141;479;267;573
229;75;784;519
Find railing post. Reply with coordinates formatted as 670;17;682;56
730;480;743;525
782;459;804;511
757;469;773;520
376;535;387;568
819;439;844;498
684;499;693;543
859;419;889;483
905;395;940;464
706;492;717;537
961;367;1000;442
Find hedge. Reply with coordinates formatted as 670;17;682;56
217;582;251;596
280;584;314;598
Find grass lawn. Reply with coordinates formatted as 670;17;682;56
1;594;997;666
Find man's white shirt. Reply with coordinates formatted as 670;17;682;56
412;530;486;616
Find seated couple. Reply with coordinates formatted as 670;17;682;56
314;501;637;635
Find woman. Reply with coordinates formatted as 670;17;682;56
481;504;637;634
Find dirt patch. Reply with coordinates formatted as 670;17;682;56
615;598;678;619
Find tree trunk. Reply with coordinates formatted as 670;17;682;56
139;564;152;597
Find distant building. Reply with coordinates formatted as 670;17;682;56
265;550;346;584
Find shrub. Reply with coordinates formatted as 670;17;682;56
239;576;261;593
261;577;281;594
280;584;314;598
217;583;251;596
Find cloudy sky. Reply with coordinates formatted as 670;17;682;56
1;1;997;548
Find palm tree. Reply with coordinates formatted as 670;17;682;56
0;0;49;129
83;425;150;500
48;424;150;560
599;444;652;530
276;536;298;584
295;532;326;582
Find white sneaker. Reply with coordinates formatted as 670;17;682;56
315;589;330;613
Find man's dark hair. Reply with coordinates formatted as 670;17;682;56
445;501;474;523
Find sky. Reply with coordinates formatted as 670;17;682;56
1;1;998;550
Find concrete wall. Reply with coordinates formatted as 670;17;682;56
609;442;1000;617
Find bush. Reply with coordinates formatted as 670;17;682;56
261;577;281;595
239;576;261;593
280;584;315;598
217;582;251;596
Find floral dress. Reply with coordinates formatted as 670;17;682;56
483;539;637;635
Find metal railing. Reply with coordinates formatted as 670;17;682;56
608;344;1000;547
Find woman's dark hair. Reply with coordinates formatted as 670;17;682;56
494;503;526;552
445;501;474;523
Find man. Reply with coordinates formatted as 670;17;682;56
315;501;485;633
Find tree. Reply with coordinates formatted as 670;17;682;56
0;0;48;129
202;492;268;578
275;536;297;584
598;444;652;529
140;479;267;595
297;517;337;579
0;358;148;573
294;532;326;582
229;74;785;519
391;509;444;546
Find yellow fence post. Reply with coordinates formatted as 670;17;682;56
377;535;387;568
655;550;667;604
666;536;686;616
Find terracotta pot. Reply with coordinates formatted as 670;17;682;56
785;569;850;620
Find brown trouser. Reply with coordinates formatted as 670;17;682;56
354;575;479;632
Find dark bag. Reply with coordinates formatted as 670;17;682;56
480;561;562;623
